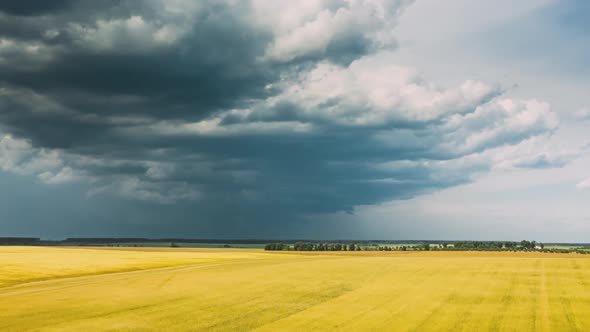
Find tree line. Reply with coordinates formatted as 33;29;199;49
265;242;362;251
452;240;543;250
264;240;590;253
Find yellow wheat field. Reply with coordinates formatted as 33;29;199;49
1;247;590;331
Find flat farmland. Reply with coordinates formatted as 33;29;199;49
1;247;590;331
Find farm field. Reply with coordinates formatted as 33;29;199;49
2;247;590;331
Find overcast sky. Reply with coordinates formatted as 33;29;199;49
1;0;589;241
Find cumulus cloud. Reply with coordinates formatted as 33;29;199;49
0;1;569;227
0;134;63;175
439;99;559;155
500;135;583;170
222;54;501;127
256;0;412;63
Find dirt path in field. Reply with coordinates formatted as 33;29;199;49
0;255;315;296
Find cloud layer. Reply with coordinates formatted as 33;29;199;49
0;1;567;230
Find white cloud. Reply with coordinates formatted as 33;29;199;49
207;52;501;129
68;16;182;52
0;134;63;175
38;167;89;185
256;0;412;62
284;55;499;125
0;134;92;186
441;99;559;154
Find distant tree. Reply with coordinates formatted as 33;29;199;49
265;243;287;250
423;243;430;251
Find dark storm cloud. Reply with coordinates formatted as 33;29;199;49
0;0;73;16
0;0;407;149
0;1;276;148
0;0;564;233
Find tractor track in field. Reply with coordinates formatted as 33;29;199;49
0;256;318;296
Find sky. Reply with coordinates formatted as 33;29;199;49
0;0;589;241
